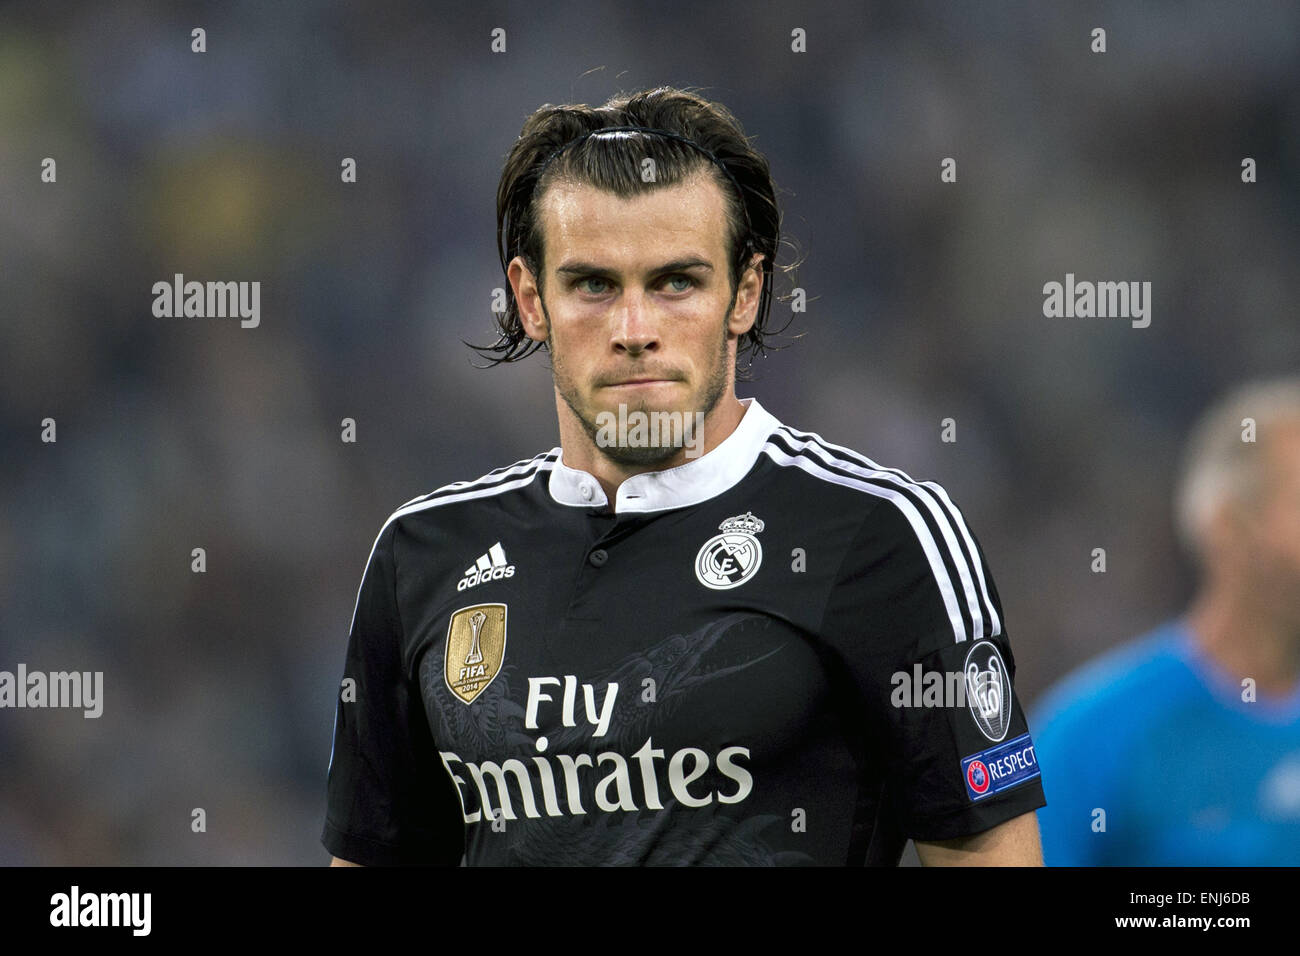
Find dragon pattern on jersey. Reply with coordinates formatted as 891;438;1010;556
420;611;813;865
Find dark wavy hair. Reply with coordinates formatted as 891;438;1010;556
469;86;798;378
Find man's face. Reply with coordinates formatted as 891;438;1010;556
510;172;760;467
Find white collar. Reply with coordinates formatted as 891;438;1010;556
547;397;780;513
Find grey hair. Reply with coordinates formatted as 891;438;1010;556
1175;375;1300;560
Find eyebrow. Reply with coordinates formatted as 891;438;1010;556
555;258;715;279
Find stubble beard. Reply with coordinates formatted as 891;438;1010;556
543;295;732;468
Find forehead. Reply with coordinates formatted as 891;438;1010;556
537;173;730;266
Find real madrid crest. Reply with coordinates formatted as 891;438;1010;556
694;511;764;590
445;603;507;705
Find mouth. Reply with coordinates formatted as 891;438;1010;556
602;378;680;389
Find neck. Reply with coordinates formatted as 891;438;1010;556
557;394;748;510
1185;585;1300;698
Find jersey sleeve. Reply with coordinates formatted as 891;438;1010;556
823;490;1047;846
322;518;466;865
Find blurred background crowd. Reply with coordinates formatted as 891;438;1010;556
0;0;1296;863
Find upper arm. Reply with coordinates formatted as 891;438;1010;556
321;519;466;866
914;809;1044;866
823;489;1047;853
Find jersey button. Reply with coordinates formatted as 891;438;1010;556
588;548;608;567
580;483;594;501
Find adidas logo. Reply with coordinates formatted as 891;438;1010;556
457;542;516;591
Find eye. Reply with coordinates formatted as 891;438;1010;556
577;276;611;295
663;274;695;293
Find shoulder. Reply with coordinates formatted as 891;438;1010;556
758;417;973;533
344;448;559;630
1031;622;1195;739
353;447;558;577
760;413;1005;646
376;447;560;539
758;414;994;590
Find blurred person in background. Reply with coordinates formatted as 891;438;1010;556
1032;377;1300;865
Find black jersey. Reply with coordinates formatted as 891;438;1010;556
322;397;1046;865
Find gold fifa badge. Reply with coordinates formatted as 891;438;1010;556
444;603;507;704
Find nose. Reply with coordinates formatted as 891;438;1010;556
611;287;660;355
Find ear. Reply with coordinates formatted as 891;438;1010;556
508;256;548;343
726;251;766;338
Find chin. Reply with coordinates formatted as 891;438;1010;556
600;443;685;467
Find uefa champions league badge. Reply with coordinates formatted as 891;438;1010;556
694;511;764;590
964;640;1013;742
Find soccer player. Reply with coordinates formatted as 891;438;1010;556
323;86;1045;866
1032;377;1300;865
